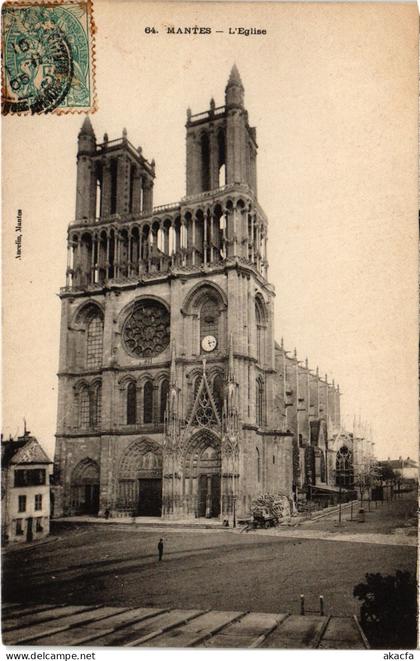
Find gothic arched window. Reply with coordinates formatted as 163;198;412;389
256;377;265;427
86;313;103;369
336;446;353;487
256;447;261;483
127;382;137;425
212;374;224;416
79;386;90;429
255;297;266;365
160;379;169;423
143;380;153;424
200;298;219;346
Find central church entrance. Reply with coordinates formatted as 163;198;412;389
184;431;221;518
198;474;221;518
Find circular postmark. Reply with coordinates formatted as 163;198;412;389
2;7;74;114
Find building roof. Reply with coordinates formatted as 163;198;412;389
381;458;418;469
1;436;52;468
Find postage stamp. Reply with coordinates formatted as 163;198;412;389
1;0;96;115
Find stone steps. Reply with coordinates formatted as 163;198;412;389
53;516;225;530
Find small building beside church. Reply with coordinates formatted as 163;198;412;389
1;433;53;544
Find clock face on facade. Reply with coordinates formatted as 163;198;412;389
201;335;217;352
123;299;170;358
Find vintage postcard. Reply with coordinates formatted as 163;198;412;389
2;0;418;653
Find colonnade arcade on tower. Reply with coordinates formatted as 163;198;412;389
54;65;335;522
66;64;267;291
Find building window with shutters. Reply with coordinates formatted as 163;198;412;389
35;494;42;511
15;469;46;487
18;495;26;513
16;519;24;535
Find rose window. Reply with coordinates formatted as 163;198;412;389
122;300;170;357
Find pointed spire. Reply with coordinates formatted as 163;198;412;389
305;357;309;369
280;337;284;350
225;64;244;108
78;116;96;155
79;115;95;137
227;63;243;89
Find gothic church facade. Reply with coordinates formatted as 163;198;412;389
54;67;341;520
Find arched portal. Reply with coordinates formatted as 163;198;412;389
183;431;221;518
70;458;100;515
118;439;163;516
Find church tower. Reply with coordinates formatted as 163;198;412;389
54;67;294;521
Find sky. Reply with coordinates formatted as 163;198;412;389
2;1;418;461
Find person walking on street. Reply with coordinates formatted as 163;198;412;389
158;538;164;561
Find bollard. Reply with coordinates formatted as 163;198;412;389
350;500;354;521
320;595;324;616
300;594;305;615
368;499;371;512
358;508;365;523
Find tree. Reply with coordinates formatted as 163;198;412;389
353;571;417;648
353;462;379;503
377;462;396;482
